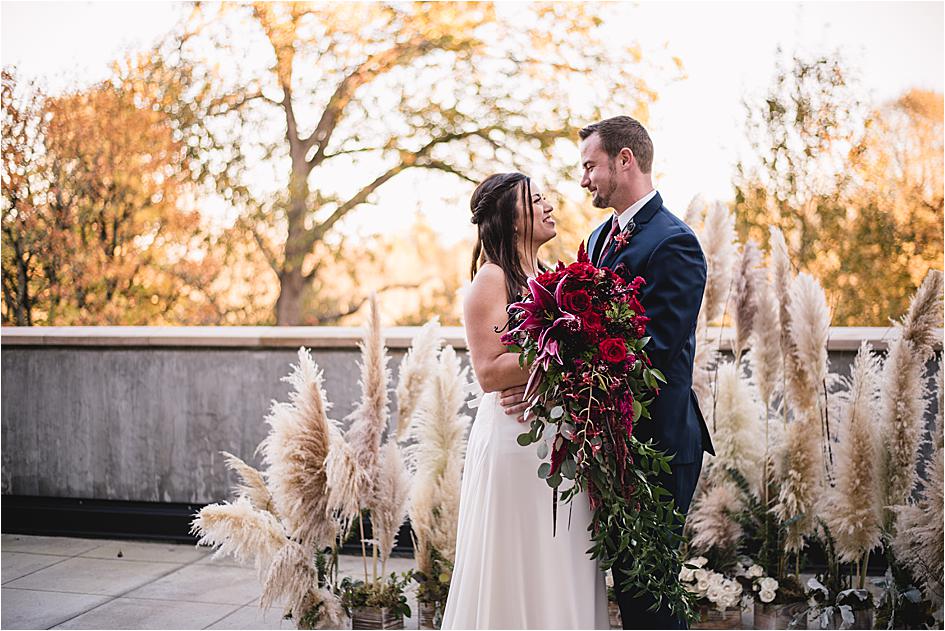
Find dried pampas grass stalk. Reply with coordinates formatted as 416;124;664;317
684;193;709;228
880;270;944;520
405;345;472;570
257;348;337;552
371;439;412;576
769;227;801;418
900;270;944;356
775;405;824;553
190;495;286;575
786;272;833;476
686;480;745;555
323;425;367;535
821;343;882;577
395;318;444;442
748;272;783;411
891;364;943;606
691;311;716;415
710;361;765;493
345;292;391;503
260;540;315;617
732;240;763;365
220;451;275;516
698;200;737;325
786;272;831;413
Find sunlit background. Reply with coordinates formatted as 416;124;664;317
2;1;942;327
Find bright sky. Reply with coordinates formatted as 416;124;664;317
3;1;943;246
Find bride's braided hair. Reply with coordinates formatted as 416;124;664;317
469;172;537;304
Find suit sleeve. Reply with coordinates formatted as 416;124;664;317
634;231;707;371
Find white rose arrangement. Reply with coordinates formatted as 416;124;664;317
679;557;744;611
732;557;781;604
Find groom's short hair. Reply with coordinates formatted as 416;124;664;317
579;116;653;174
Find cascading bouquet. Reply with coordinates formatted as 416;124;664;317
500;243;695;621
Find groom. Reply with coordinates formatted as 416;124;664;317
501;115;714;629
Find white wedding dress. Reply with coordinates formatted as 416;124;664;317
440;386;610;630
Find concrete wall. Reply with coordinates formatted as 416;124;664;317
1;326;941;504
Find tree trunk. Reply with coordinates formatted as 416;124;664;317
276;127;314;325
275;267;305;325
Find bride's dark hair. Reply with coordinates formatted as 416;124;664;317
470;172;540;303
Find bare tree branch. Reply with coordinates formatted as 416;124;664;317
313;282;420;324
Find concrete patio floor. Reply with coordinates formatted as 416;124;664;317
1;534;420;630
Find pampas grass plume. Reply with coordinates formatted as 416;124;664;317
821;342;882;563
687;480;745;555
405;345;472;569
371;439;412;571
345;293;391;503
775;405;823;552
220;451;275;516
880;270;943;511
786;272;831;412
190;495;286;574
891;364;943;606
396;318;444;442
257;348;337;551
710;361;766;493
733;240;763;363
260;540;315;616
697;200;737;324
685;193;709;227
749;272;783;409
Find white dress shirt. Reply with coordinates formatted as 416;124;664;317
614;188;657;230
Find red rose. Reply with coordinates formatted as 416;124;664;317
599;337;628;363
565;261;597;280
562;289;592;314
582;311;605;338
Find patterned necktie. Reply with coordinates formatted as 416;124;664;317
598;214;620;264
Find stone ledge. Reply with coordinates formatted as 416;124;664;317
2;325;941;352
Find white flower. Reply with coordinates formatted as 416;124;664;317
759;577;779;592
690;556;709;568
707;572;725;587
693;568;708;582
679;567;695;582
606;572;614;588
706;585;724;603
725;580;743;595
696;579;710;594
748;564;764;578
759;589;776;603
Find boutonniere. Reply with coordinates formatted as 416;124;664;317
612;219;636;253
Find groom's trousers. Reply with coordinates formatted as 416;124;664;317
612;458;703;630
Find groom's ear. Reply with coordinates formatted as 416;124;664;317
618;147;635;170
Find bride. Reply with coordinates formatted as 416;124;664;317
440;172;610;630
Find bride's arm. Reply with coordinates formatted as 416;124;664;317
463;264;530;393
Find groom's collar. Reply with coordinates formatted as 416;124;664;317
615;189;657;230
629;190;662;227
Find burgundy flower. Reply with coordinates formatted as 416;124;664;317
599;337;628;363
562;289;592;314
612;231;631;252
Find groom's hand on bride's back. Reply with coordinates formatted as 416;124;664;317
499;385;529;423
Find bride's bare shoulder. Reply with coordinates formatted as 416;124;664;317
465;263;506;307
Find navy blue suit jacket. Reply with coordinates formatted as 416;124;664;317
588;191;714;464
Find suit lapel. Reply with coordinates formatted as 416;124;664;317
599;191;664;269
588;218;610;266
